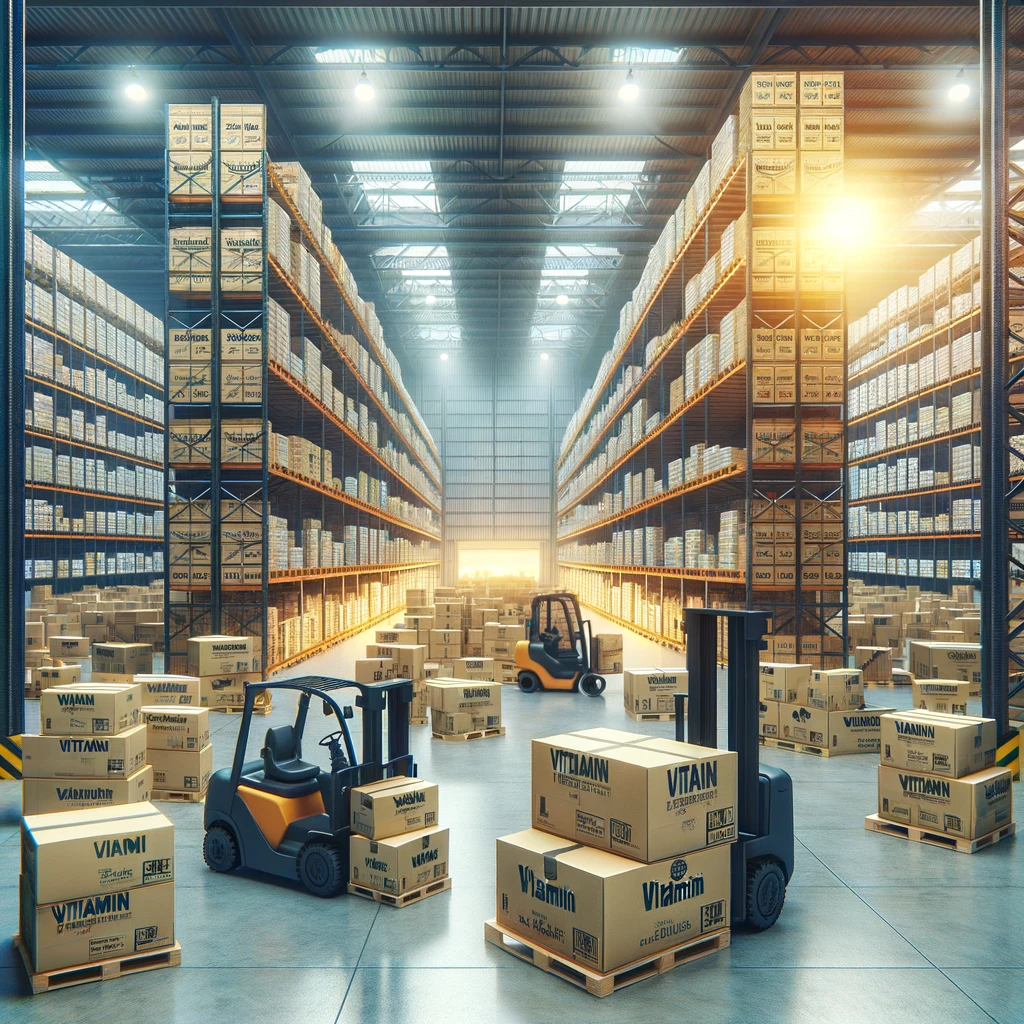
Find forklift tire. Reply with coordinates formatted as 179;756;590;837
746;858;787;931
298;842;346;898
581;674;607;697
203;825;240;873
518;671;542;694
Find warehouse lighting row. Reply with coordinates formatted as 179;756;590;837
439;352;549;361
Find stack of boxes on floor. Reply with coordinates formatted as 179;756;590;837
427;678;503;740
494;728;736;975
347;776;450;904
759;662;895;755
873;709;1013;844
24;582;164;698
18;802;177;981
22;681;151;815
591;633;624;676
623;666;688;721
908;639;982;716
187;634;266;713
143;704;212;801
357;616;430;725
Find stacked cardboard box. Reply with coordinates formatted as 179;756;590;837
360;628;430;724
144;706;212;800
347;776;450;903
623;666;688;720
911;678;979;716
760;664;895;755
91;642;153;683
187;635;265;712
590;632;623;674
134;674;201;707
427;679;503;739
18;802;176;976
873;710;1013;843
23;682;152;814
494;728;736;975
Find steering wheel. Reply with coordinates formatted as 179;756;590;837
318;730;346;749
318;730;351;769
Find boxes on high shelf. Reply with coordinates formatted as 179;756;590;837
531;728;737;861
148;745;214;794
759;663;811;704
350;777;439;839
427;680;501;735
877;764;1012;840
167;102;212;150
349;826;449;896
777;704;896;754
40;683;141;736
807;669;864;712
590;634;623;674
354;658;395;685
880;710;996;778
495;829;730;975
22;765;153;815
167;150;213;199
623;667;687;716
453;658;496;681
911;679;979;716
218;103;266;151
91;642;153;683
909;642;981;684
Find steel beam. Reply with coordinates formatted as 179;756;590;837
981;0;1010;734
1;0;25;738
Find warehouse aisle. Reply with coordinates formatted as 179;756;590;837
0;614;1018;1022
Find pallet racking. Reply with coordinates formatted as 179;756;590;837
164;100;441;675
23;230;165;593
557;72;848;667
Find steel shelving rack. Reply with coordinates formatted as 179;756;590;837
23;230;165;594
558;72;848;668
164;99;441;675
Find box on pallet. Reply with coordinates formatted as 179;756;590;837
531;728;737;861
880;710;996;777
40;683;141;736
623;667;687;716
877;764;1012;840
149;745;214;793
759;663;811;704
187;635;255;676
495;829;730;974
349;826;449;895
909;642;981;684
807;669;864;711
23;765;153;815
350;777;439;839
427;680;501;733
200;674;264;708
22;724;147;780
91;642;153;682
777;704;896;753
590;634;623;674
135;675;201;706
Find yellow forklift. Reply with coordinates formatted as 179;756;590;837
514;591;606;696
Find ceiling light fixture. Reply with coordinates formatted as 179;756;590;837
424;294;437;306
355;70;375;102
948;69;970;103
619;68;640;103
124;67;147;102
540;352;550;361
555;294;569;306
439;352;449;361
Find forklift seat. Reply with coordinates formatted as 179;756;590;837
261;726;320;785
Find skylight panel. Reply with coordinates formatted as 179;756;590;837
564;160;644;175
315;48;386;64
611;47;681;64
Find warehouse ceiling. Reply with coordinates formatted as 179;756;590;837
22;3;1024;377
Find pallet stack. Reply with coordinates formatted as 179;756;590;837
22;682;152;815
759;663;895;756
143;706;212;802
17;803;178;993
866;709;1015;853
427;679;503;741
488;728;734;995
347;776;451;907
623;666;688;722
186;634;268;713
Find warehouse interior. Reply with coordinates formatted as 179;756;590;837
1;3;1022;1022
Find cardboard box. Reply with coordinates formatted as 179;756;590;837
759;700;780;739
199;674;264;708
880;710;996;778
483;622;527;641
91;642;153;681
22;724;148;780
350;777;439;840
385;644;427;682
40;683;142;736
134;674;201;706
623;667;687;716
807;669;864;711
143;707;210;751
531;728;737;861
590;634;624;674
20;876;174;973
349;825;449;895
910;642;981;684
22;764;153;815
149;745;213;792
21;803;174;904
453;658;496;681
187;635;255;676
48;635;90;659
777;704;896;754
30;665;81;692
495;829;730;974
911;679;979;715
482;640;515;659
354;658;395;685
759;663;811;703
877;764;1012;840
427;680;501;731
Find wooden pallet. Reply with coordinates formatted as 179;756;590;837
864;680;911;688
409;716;429;726
864;813;1017;854
348;875;451;908
151;788;206;803
625;708;675;723
760;735;836;757
432;726;505;742
209;703;272;715
14;935;181;995
483;919;729;998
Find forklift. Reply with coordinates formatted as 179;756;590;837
202;676;415;898
514;591;606;696
676;608;794;930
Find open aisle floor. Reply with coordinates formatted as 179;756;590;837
0;610;1020;1024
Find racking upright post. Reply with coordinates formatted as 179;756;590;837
0;0;25;747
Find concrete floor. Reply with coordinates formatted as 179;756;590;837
0;613;1020;1023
